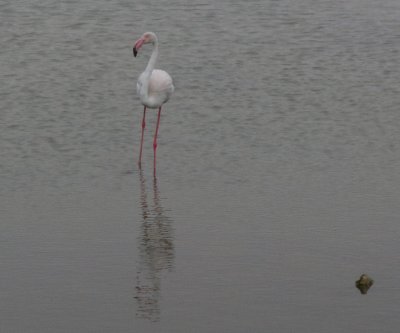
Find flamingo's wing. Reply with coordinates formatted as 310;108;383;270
148;69;174;96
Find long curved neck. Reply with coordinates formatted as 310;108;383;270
145;39;158;74
140;39;158;99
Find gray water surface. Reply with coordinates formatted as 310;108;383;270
2;0;400;332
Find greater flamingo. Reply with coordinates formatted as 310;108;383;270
133;32;174;173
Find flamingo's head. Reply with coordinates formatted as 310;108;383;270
133;32;157;57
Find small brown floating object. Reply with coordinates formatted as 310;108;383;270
355;274;374;294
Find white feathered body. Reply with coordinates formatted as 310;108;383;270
137;69;174;109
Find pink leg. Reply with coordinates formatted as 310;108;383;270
138;106;146;167
153;106;162;175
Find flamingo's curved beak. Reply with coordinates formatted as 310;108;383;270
133;38;145;57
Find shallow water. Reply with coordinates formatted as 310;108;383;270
1;0;400;331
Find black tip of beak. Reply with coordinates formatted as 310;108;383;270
133;47;138;57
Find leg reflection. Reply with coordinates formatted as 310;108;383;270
135;170;174;321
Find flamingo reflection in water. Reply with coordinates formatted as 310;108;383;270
134;171;174;321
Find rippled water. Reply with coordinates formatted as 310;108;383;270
2;0;400;332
